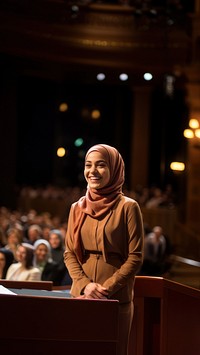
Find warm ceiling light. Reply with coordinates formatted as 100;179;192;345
189;119;199;129
91;109;101;119
183;129;194;139
59;103;68;112
170;162;185;172
57;147;66;157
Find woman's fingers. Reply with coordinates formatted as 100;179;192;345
84;282;108;299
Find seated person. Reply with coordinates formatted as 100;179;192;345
0;248;14;279
4;227;22;261
6;243;41;281
49;229;71;285
33;239;65;286
139;226;172;276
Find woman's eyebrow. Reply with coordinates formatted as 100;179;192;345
85;159;107;163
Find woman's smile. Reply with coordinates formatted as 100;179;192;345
84;151;110;189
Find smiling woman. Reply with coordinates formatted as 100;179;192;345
64;143;144;355
84;152;111;189
5;243;41;281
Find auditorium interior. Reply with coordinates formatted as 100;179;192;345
1;2;200;355
0;1;200;291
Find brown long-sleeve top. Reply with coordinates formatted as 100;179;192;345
64;195;144;303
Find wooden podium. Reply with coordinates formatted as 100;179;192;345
0;280;119;355
1;277;200;355
129;276;200;355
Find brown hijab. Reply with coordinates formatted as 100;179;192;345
71;144;125;262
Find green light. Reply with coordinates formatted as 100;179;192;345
74;138;83;147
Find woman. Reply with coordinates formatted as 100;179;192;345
49;229;72;285
6;243;41;281
5;227;22;261
64;143;144;355
0;248;14;279
33;239;63;285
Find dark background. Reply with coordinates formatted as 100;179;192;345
14;72;188;190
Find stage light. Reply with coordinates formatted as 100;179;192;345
119;73;128;81
59;103;68;112
97;73;106;81
74;138;83;147
91;109;100;119
143;72;153;81
57;147;66;157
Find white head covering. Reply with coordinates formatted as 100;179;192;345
33;239;52;264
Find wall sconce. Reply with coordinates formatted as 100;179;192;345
170;161;185;172
183;118;200;148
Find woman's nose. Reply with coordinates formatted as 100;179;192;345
90;165;97;173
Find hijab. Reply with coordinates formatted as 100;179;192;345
71;144;125;262
49;229;65;263
33;239;53;267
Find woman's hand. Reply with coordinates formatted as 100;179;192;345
83;282;109;299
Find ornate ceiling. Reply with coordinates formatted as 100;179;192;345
0;0;199;84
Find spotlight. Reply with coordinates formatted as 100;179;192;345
119;73;128;81
96;73;106;81
143;72;153;81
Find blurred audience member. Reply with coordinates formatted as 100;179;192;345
139;226;172;276
33;239;65;285
49;229;71;285
0;248;14;279
5;227;22;261
41;225;52;241
6;243;41;281
27;224;42;245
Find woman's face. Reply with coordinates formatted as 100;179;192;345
16;245;27;263
49;233;61;249
7;231;19;245
0;252;6;270
35;244;48;262
84;151;110;190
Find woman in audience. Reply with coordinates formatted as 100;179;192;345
33;239;64;285
27;224;42;245
0;248;14;279
49;229;71;285
5;227;22;261
6;243;41;281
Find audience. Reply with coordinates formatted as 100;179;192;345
0;184;176;285
6;243;41;281
18;184;176;210
0;248;14;279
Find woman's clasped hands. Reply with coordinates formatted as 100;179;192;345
77;282;109;299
